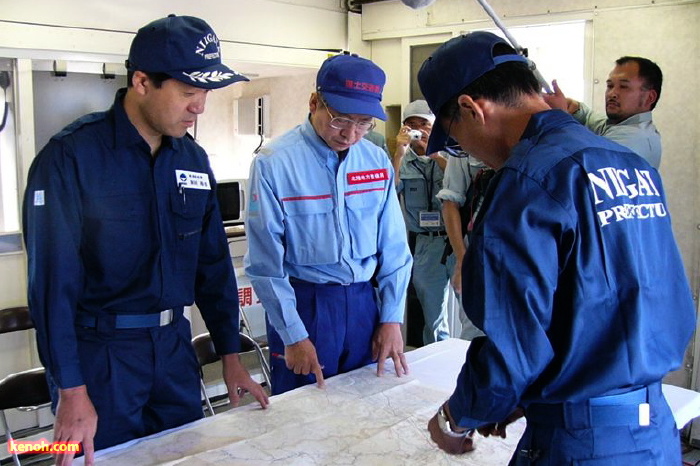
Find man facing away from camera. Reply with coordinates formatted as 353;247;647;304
419;31;694;464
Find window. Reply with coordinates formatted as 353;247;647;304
496;21;587;103
409;21;587;106
0;58;21;254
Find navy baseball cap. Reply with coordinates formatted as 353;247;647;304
126;14;248;89
418;31;527;154
316;54;387;120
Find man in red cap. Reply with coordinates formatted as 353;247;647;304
245;54;412;395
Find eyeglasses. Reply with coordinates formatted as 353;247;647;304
320;98;375;134
442;110;469;158
444;144;470;158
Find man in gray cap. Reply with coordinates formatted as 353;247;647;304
393;100;452;346
418;31;693;464
24;15;268;465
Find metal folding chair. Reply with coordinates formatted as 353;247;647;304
0;306;52;466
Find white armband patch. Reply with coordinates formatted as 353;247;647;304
33;190;45;206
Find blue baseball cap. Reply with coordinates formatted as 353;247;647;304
418;31;527;154
316;54;387;120
126;14;248;90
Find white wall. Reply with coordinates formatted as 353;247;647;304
0;0;346;72
0;0;345;395
197;71;317;181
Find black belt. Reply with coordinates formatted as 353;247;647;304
289;277;369;287
409;230;446;238
526;384;657;429
75;308;181;329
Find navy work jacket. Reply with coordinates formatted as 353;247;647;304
23;89;241;389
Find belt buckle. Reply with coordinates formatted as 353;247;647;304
159;309;174;326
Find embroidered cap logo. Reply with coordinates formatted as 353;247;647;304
195;33;221;61
183;32;241;84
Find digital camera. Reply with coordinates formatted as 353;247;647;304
408;129;422;140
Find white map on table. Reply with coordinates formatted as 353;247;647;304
93;365;523;466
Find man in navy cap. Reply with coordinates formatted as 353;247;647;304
245;54;412;395
418;31;694;464
23;15;268;465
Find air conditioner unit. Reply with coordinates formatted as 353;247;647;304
238;95;270;138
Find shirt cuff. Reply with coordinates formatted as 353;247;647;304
436;188;466;205
277;320;309;346
210;325;241;355
53;363;85;389
447;396;485;430
378;303;405;324
572;102;588;122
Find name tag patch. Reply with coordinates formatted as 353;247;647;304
347;169;388;185
33;190;45;206
419;211;441;228
175;170;211;190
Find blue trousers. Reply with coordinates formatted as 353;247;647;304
267;280;379;395
513;383;680;465
411;234;451;344
49;313;203;451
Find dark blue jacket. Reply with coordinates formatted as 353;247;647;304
23;89;241;389
451;110;695;427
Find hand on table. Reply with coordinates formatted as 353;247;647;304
284;338;325;388
221;353;269;409
54;386;98;466
372;323;409;377
427;402;475;455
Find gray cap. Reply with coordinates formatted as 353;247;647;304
402;99;435;124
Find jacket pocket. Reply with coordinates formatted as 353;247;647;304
345;189;383;259
283;196;340;265
170;190;208;272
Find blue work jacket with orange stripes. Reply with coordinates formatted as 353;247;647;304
244;118;412;345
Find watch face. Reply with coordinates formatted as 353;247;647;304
437;407;450;431
438;406;469;438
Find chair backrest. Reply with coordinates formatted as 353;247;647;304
0;306;51;466
0;367;52;466
0;368;51;411
0;305;48;411
191;332;261;371
0;306;34;335
192;332;220;369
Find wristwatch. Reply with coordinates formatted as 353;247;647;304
436;404;473;438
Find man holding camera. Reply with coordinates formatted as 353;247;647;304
393;100;451;345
